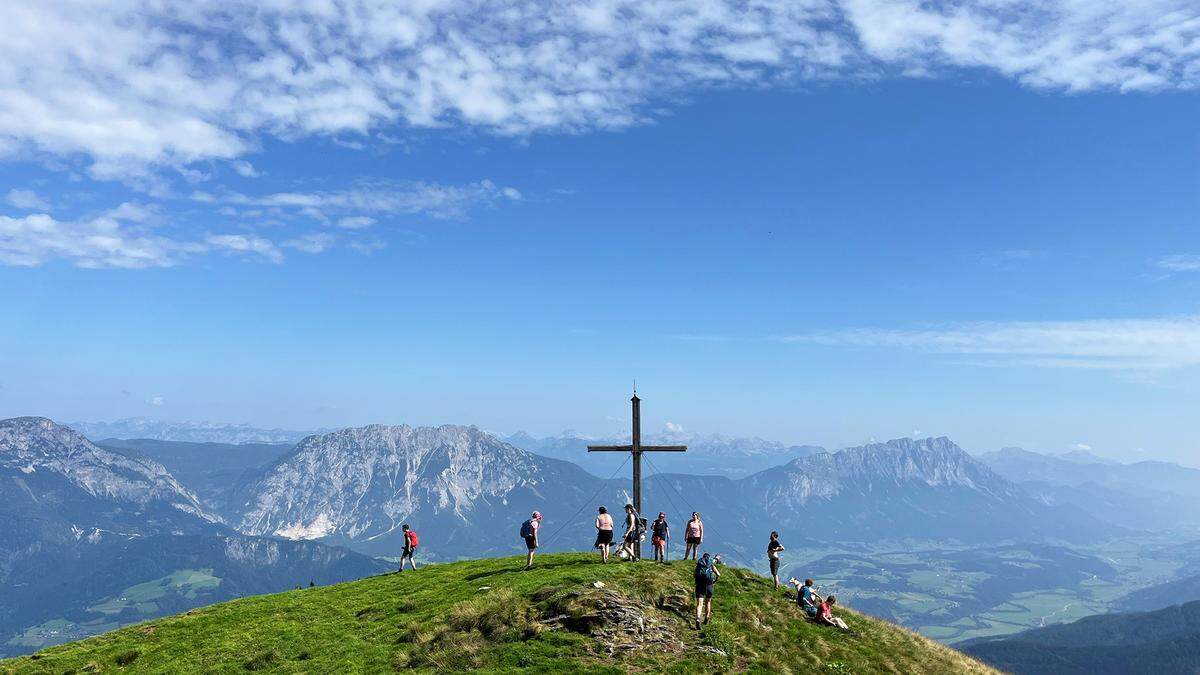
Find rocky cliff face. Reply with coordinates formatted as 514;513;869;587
231;424;603;557
1;416;213;524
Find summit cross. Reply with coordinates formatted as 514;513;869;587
588;393;686;558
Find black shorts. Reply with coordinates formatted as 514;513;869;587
695;581;714;599
525;535;538;550
595;529;613;546
686;535;701;545
769;558;780;576
402;546;416;558
624;532;638;544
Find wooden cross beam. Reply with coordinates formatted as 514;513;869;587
588;393;686;558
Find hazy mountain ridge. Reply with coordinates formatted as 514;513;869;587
962;600;1200;674
503;429;826;477
979;446;1200;531
68;417;317;445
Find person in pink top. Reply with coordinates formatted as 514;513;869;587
594;506;614;563
522;510;542;570
818;595;850;631
684;511;704;560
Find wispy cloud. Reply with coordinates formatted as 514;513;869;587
192;179;519;222
1155;254;1200;273
779;316;1200;370
204;234;283;264
0;1;1194;179
283;232;335;254
5;188;50;210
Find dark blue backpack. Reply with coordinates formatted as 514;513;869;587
520;519;535;539
694;555;716;584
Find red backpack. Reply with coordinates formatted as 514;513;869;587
405;530;419;548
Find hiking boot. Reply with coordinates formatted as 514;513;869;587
694;619;702;630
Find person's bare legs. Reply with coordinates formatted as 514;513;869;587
525;548;535;569
694;597;706;629
601;543;609;563
704;599;713;624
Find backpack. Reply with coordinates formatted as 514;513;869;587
520;519;535;539
694;556;716;584
637;517;648;535
405;530;419;548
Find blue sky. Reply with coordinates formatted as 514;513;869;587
1;1;1198;463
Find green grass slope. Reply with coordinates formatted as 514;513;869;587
3;553;995;674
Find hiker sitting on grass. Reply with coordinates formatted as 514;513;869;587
787;578;820;618
817;595;850;631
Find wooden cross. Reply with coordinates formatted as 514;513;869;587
588;393;686;558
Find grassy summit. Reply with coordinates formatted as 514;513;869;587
4;553;995;674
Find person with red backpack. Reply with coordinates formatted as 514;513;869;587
399;523;419;572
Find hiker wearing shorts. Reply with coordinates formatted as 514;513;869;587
766;531;785;589
619;503;640;561
398;523;419;572
818;595;850;631
521;510;542;570
651;512;669;563
684;512;704;560
595;506;614;563
693;552;720;629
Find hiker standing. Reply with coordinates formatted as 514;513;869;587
521;510;543;570
619;504;640;561
766;531;785;589
595;506;614;563
684;512;704;560
399;523;419;571
651;512;670;563
693;552;720;629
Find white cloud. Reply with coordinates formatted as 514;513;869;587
0;210;193;268
1156;254;1200;272
0;200;299;268
1074;443;1093;450
205;234;283;264
783;316;1200;370
5;188;49;210
148;396;165;406
0;1;1194;179
664;421;684;433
